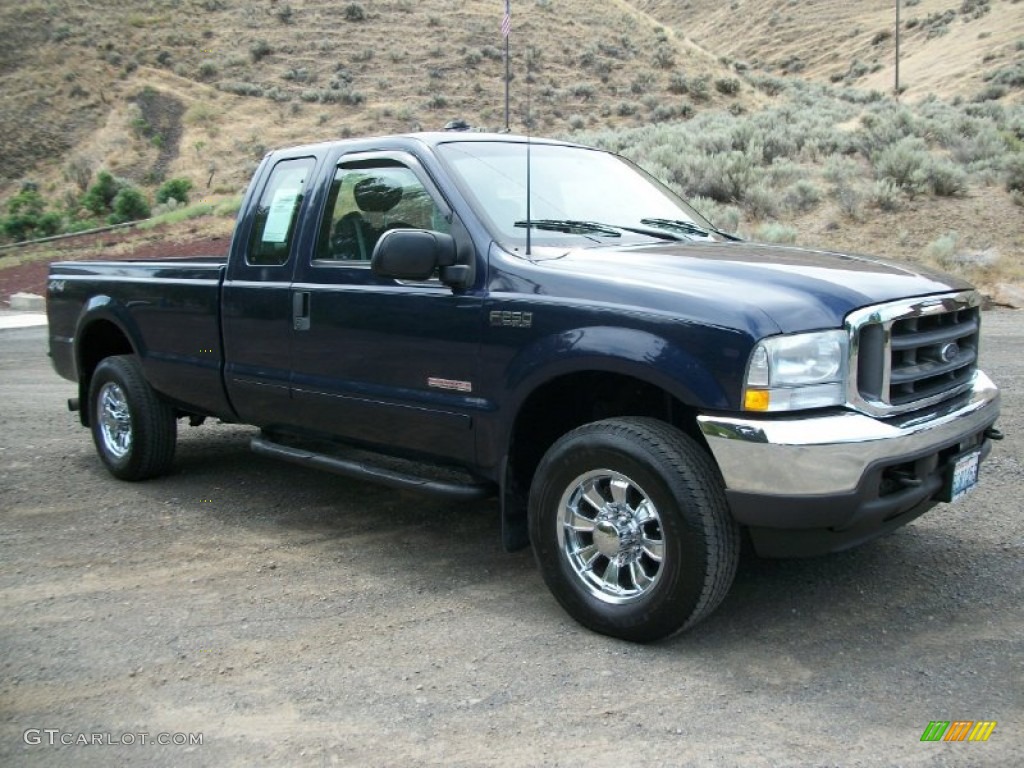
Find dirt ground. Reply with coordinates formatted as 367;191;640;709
0;317;1021;767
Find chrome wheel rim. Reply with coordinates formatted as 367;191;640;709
98;382;132;460
557;469;665;604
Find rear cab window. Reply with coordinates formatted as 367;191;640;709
247;157;316;266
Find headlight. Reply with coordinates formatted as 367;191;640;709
744;330;848;412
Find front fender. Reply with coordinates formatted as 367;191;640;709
503;324;745;415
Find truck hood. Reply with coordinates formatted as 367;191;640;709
530;240;972;334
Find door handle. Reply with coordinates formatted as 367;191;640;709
292;290;310;331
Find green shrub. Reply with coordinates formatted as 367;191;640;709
82;171;120;215
988;64;1024;88
650;104;678;123
156;178;193;205
109;187;151;224
218;81;264;97
282;67;314;83
572;84;596;101
783;180;822;212
868;180;903;212
926;232;959;265
1007;153;1024;192
714;77;741;96
922;159;968;197
947;126;1009;167
823;155;861;188
249;39;272;62
835;184;864;220
667;72;688;95
688;196;741;233
974;85;1007;102
873;137;929;189
652;46;675;70
631;72;655;95
344;3;366;21
689;75;710;101
197;59;218;79
751;75;787;96
959;0;991;20
741;183;778;219
1;184;63;241
755;223;798;244
682;151;757;203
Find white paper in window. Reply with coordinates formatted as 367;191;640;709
262;188;300;243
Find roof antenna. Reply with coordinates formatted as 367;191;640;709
525;45;532;257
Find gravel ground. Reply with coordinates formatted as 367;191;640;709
0;315;1021;767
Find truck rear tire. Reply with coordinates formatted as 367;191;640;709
89;355;177;480
528;417;739;642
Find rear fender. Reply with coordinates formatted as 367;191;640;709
73;296;143;425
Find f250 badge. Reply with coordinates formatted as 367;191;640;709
489;310;533;328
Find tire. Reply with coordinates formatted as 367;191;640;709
88;355;177;480
528;417;739;642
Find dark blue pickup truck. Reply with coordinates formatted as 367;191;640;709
47;133;1002;641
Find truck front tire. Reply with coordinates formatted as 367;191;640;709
528;417;739;642
89;355;177;480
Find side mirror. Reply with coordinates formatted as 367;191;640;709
371;229;467;286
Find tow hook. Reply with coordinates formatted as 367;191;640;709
67;397;80;412
985;426;1005;441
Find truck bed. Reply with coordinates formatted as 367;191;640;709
48;257;233;420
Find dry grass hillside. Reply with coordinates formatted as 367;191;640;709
0;0;1021;300
634;0;1024;103
0;0;752;197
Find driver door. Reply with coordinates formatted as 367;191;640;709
288;152;482;464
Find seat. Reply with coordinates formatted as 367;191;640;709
331;211;372;261
352;176;404;256
328;175;408;261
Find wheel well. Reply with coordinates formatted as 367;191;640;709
77;319;134;425
507;372;705;508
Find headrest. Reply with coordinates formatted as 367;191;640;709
354;177;403;213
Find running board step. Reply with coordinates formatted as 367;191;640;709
250;434;496;501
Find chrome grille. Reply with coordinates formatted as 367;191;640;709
846;292;981;417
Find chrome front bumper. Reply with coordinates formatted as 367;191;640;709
698;370;1000;498
698;370;1000;556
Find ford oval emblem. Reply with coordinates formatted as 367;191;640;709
940;342;960;363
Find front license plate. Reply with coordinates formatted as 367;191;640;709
945;449;981;503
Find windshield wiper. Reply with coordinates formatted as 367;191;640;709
640;217;742;241
514;219;683;242
640;218;710;237
514;219;622;237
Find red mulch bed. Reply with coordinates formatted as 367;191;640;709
0;226;229;302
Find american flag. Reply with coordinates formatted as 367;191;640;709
501;0;511;39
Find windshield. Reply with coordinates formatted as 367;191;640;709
435;141;720;251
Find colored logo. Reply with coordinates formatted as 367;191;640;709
920;721;996;742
